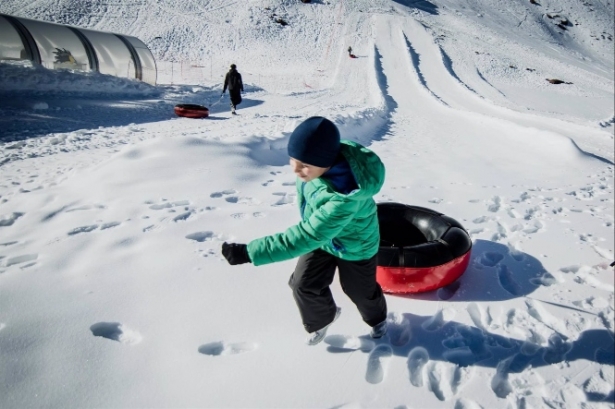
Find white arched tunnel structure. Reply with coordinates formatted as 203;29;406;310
0;14;157;85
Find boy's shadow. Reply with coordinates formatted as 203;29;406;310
325;314;614;399
393;239;555;302
326;314;615;369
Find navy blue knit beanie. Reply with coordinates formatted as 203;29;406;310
287;116;340;168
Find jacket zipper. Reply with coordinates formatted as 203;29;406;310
300;182;306;219
331;238;347;253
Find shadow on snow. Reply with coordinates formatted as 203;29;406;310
393;239;556;303
392;0;439;15
0;87;264;143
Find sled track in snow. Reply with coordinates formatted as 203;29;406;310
475;68;507;98
365;45;396;142
402;33;447;105
439;47;480;96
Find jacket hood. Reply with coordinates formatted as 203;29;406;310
338;140;385;200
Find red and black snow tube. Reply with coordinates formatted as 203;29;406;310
376;203;472;294
174;104;209;118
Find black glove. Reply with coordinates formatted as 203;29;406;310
222;242;251;265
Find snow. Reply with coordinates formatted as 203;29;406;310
0;0;613;408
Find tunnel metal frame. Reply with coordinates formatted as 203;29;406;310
0;13;156;85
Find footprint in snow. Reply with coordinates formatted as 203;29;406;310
0;212;25;227
272;192;296;206
454;398;484;409
472;216;492;224
523;205;544;220
506;208;522;219
542;333;572;364
466;302;490;332
477;251;504;267
65;204;106;212
4;254;38;268
142;224;161;233
486;196;502;212
147;199;190;210
210;189;237;198
186;231;218;242
200;249;217;258
507;242;525;262
198;341;258;356
324;335;375;352
437;280;460;300
100;221;121;230
422;309;455;332
172;211;193;222
522;220;545;234
407;346;429;387
497;264;522;296
365;344;393;384
387;312;412;347
468;227;485;236
67;225;99;235
512;192;531;203
226;196;261;205
425;361;473;401
490;222;509;242
529;271;558;287
525;299;569;336
491;356;515;399
90;322;142;345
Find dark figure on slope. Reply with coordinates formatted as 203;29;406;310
222;64;244;115
222;116;388;345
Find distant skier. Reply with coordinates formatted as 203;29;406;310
347;46;352;56
221;116;388;346
222;64;244;115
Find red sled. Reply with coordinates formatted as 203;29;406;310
349;54;357;58
174;104;209;118
376;203;472;293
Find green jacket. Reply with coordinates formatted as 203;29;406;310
247;140;385;266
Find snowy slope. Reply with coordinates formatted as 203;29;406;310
0;1;614;408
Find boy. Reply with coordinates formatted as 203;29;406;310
222;116;388;345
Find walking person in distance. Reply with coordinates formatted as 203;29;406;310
222;64;244;115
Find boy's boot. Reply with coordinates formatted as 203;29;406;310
370;319;388;339
306;307;341;346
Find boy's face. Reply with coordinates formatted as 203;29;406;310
289;158;330;182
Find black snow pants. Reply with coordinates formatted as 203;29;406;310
229;90;242;111
288;249;387;333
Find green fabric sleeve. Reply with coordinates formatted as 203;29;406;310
247;197;359;266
